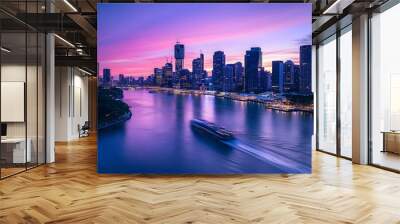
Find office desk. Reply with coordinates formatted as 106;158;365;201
1;138;31;163
382;131;400;154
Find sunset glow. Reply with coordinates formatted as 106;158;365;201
98;3;311;77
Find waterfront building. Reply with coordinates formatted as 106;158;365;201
293;64;300;92
128;76;135;86
137;76;144;86
223;64;235;92
299;45;312;94
179;69;192;89
200;53;204;71
244;47;262;93
234;62;244;92
118;74;125;86
259;68;271;92
192;55;205;88
154;68;163;86
272;61;284;93
103;68;111;87
284;60;295;92
147;75;155;85
162;62;173;87
174;42;185;73
212;51;226;91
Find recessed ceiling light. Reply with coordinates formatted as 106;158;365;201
63;0;78;12
54;34;75;48
78;68;93;76
1;47;11;53
322;0;355;15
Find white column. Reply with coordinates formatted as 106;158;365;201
352;14;369;164
45;0;55;163
46;33;55;163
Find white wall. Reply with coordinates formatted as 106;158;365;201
1;64;41;138
55;67;89;141
1;63;46;164
1;64;26;138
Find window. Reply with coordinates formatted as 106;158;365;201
317;35;337;154
339;27;352;158
370;3;400;171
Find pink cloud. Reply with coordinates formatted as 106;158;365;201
98;7;309;77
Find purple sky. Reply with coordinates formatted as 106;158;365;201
98;3;311;77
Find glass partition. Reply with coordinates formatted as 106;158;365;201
1;30;28;177
0;1;46;179
317;35;337;154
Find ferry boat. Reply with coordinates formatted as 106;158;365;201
190;119;234;140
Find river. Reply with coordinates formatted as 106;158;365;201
98;89;313;174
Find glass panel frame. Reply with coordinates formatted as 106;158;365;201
0;21;28;178
316;24;353;160
317;35;337;155
369;2;400;172
0;0;47;179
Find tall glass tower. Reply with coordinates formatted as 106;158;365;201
244;47;262;93
212;51;226;91
299;45;312;94
174;42;185;73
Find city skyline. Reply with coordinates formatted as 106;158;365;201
101;42;312;95
98;3;311;77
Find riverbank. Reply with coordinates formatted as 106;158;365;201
98;87;133;129
146;87;314;113
98;111;132;129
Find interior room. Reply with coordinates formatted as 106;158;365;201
1;5;46;178
0;0;400;223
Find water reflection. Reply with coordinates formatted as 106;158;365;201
98;89;313;174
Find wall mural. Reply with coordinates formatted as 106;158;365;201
97;3;313;174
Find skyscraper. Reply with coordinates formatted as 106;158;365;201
293;64;300;92
212;51;225;91
174;42;185;73
223;64;235;92
258;68;271;92
192;58;202;75
162;62;173;87
137;76;144;86
118;74;125;86
284;60;295;92
299;45;312;94
192;55;204;88
200;53;204;72
103;68;111;87
176;68;190;89
154;68;163;86
272;61;284;93
234;62;244;91
244;47;262;93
